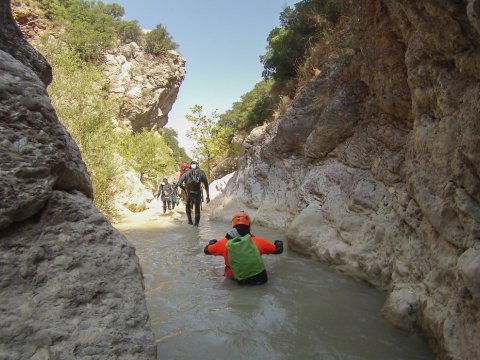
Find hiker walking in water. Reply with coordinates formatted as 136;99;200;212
157;176;175;213
204;211;284;285
178;162;190;203
176;159;210;226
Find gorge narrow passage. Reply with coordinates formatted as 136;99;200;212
115;204;434;360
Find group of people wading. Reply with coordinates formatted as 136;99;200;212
157;159;283;285
157;159;210;226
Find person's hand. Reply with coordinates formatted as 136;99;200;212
208;239;217;245
206;196;210;204
274;240;284;254
226;228;239;239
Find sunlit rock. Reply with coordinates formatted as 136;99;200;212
104;44;186;132
209;1;480;358
0;1;156;357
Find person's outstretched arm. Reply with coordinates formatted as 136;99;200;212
204;237;227;255
204;239;217;255
273;240;284;254
252;236;283;255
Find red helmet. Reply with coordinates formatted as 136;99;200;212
180;163;189;170
231;211;251;227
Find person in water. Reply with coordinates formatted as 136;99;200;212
157;176;174;213
176;159;210;226
171;178;179;206
177;162;190;203
204;211;284;285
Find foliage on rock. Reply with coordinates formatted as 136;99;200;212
144;24;178;55
37;40;121;217
36;0;176;62
205;0;353;180
261;0;350;86
29;2;186;218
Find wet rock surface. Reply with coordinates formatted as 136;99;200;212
209;1;480;359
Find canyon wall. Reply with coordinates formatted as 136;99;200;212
0;1;156;357
104;43;185;133
209;1;480;359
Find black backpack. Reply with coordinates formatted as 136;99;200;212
186;169;202;190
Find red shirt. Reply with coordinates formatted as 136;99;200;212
206;235;276;278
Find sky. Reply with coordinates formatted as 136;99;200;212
104;0;298;156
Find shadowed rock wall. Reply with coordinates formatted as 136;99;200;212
209;1;480;359
0;0;156;357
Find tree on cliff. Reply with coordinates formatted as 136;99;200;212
261;0;349;87
119;130;174;183
186;105;229;180
145;24;178;55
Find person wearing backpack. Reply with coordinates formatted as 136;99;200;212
177;162;190;203
157;176;175;213
176;159;210;226
203;211;284;285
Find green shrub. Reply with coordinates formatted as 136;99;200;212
104;2;124;20
261;0;350;85
37;39;122;218
62;16;115;62
219;79;278;133
162;128;191;166
118;129;177;185
39;1;178;61
145;24;178;55
39;0;117;62
116;20;144;44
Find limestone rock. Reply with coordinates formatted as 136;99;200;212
0;0;51;85
0;191;156;358
114;166;155;214
458;248;480;303
0;47;91;230
0;1;156;357
104;44;186;132
209;1;480;359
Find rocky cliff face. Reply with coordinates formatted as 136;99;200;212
0;0;156;357
209;1;480;359
104;43;186;132
10;1;186;212
11;1;52;43
102;43;186;212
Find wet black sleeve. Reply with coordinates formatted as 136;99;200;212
177;173;186;190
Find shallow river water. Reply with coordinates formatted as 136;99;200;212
115;208;434;360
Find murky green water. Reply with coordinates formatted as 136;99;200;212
116;210;434;360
